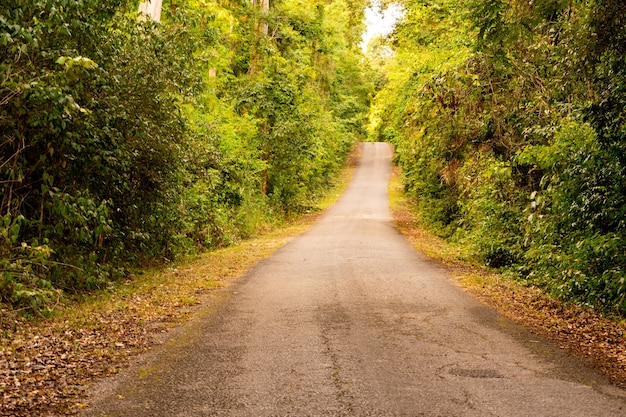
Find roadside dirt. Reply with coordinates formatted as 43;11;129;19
0;225;318;416
1;150;624;416
0;148;361;417
389;167;626;389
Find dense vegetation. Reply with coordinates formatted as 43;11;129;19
4;0;624;318
0;0;372;313
370;0;626;315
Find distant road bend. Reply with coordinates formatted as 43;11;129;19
81;142;626;416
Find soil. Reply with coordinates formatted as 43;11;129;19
1;157;624;416
389;167;626;389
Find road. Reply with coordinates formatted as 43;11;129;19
81;142;626;416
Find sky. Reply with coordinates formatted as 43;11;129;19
361;2;404;51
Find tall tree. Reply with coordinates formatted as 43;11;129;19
1;0;373;312
138;0;163;21
370;0;626;314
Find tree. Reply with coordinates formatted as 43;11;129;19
1;0;373;312
139;0;163;21
370;0;626;314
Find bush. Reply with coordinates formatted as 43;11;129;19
1;0;372;313
1;0;197;303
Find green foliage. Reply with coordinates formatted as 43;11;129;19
456;152;525;268
1;0;198;295
1;0;372;313
521;122;626;312
371;0;626;315
1;215;55;311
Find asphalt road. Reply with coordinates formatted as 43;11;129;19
81;142;626;416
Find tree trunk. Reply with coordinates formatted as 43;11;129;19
248;0;270;74
138;0;163;22
259;0;269;35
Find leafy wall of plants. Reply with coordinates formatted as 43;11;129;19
1;0;372;313
370;0;626;315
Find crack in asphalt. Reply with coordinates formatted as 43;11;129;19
78;143;626;417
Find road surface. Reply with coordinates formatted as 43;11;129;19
81;142;626;416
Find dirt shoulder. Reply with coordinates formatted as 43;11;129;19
0;224;309;416
388;167;626;388
0;146;361;417
3;151;623;416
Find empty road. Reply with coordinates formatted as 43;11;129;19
81;142;626;416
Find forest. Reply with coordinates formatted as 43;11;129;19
371;0;626;315
1;0;625;317
1;0;373;312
